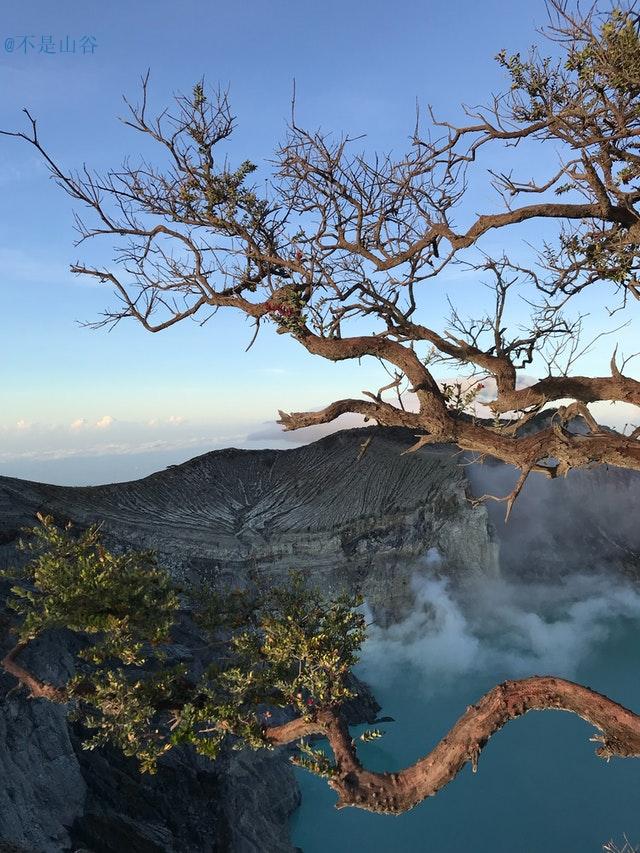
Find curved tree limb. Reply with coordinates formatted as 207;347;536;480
277;399;422;431
1;642;68;703
489;373;640;414
265;676;640;815
278;393;640;476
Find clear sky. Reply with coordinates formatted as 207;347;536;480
1;1;638;484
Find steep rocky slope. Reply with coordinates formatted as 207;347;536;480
0;427;499;618
0;600;304;853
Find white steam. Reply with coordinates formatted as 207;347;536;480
359;553;640;692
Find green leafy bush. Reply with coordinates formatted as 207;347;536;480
3;516;366;774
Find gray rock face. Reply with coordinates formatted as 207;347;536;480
0;427;499;619
0;696;85;851
0;601;302;853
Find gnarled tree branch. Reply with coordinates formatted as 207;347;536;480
1;642;68;703
265;676;640;814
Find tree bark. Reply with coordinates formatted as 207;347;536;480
1;642;68;702
265;676;640;814
279;399;640;479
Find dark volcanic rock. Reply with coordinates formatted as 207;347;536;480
0;604;300;853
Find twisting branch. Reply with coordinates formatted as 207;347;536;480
470;466;534;523
263;676;640;814
1;642;68;703
4;519;640;817
5;640;640;817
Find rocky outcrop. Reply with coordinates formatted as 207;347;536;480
0;695;85;851
0;427;499;619
0;596;302;853
0;620;378;853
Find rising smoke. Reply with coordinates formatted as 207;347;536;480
358;548;640;693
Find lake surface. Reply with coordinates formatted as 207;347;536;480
291;574;640;852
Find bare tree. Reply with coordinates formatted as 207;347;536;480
2;1;640;512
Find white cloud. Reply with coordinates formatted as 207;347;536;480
0;432;248;464
15;419;31;430
590;401;640;432
0;416;254;469
359;572;640;690
95;415;115;430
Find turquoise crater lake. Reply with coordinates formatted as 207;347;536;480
291;575;640;853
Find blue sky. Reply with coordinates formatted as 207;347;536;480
1;1;638;484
